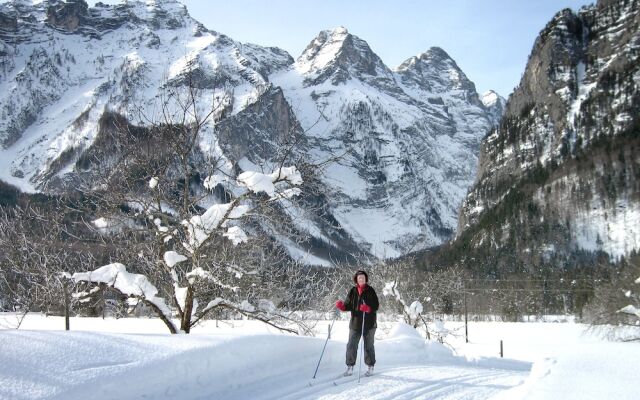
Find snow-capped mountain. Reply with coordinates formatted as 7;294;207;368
0;0;290;190
453;0;640;271
271;28;494;258
481;90;506;128
0;1;499;263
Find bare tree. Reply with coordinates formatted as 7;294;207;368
583;256;640;337
66;65;320;334
0;199;99;328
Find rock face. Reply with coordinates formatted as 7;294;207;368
46;0;89;32
216;86;304;163
453;0;640;273
0;1;499;264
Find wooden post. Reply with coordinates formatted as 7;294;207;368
102;290;106;320
500;340;503;358
63;280;70;331
464;282;468;343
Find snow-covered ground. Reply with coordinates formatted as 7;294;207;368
1;314;638;399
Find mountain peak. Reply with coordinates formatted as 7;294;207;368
397;46;458;72
422;46;451;59
481;90;503;107
295;26;354;74
481;90;506;127
329;25;349;36
395;46;478;98
295;27;392;85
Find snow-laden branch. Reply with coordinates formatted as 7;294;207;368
223;226;248;245
618;305;640;318
70;164;305;334
174;284;198;318
225;264;257;279
180;166;303;253
164;251;187;268
71;263;174;328
203;174;228;190
181;203;250;253
149;177;159;189
236;166;302;197
194;297;303;335
185;267;240;292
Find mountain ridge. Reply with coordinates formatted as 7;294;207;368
0;0;501;264
438;0;640;275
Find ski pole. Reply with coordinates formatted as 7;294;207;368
312;309;339;380
358;305;366;384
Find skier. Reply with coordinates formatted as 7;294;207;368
335;269;379;377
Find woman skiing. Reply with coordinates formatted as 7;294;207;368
335;269;379;377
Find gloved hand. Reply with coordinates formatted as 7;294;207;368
336;300;346;311
359;303;371;313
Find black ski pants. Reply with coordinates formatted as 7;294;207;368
346;328;376;366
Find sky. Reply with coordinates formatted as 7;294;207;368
80;0;589;97
171;0;595;98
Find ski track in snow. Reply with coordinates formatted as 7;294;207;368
0;319;532;400
3;316;640;400
286;365;527;400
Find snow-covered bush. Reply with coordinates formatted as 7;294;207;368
617;275;640;324
383;281;424;328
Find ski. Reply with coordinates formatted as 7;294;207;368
332;370;376;386
332;374;360;386
307;373;345;387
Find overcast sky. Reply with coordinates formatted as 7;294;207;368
91;0;593;97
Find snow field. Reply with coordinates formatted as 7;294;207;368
1;314;639;399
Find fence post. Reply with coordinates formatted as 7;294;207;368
63;280;70;331
464;282;468;343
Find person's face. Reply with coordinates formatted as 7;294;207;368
356;274;367;286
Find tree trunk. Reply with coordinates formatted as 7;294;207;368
181;286;194;333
